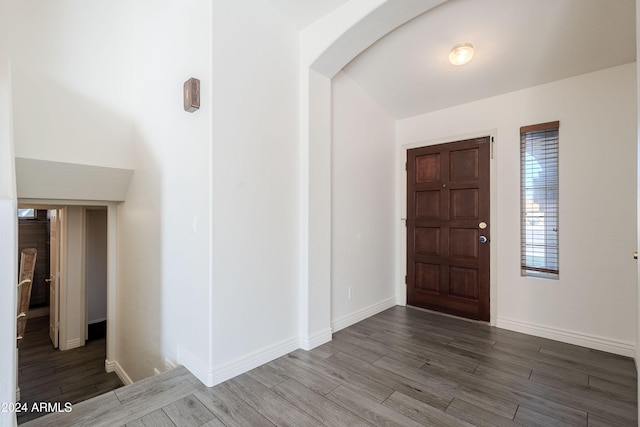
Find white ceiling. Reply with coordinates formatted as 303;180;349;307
342;0;636;119
273;0;636;120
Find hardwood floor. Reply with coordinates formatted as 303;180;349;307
22;306;637;426
17;316;123;424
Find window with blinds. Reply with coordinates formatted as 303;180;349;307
520;121;559;279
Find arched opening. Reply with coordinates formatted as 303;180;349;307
298;0;447;348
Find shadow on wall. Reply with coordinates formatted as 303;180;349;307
116;126;164;382
10;62;134;169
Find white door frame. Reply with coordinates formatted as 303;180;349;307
49;207;62;349
17;199;117;370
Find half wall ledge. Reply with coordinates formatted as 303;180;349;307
15;157;133;202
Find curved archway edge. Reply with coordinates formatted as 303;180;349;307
297;0;448;348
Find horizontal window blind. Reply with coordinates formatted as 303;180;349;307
520;121;559;278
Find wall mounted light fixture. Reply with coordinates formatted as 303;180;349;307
183;78;200;112
448;43;474;66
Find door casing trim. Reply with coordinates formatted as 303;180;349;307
18;199;117;365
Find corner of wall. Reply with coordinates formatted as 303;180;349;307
105;359;133;386
177;346;214;387
331;297;396;333
0;58;18;427
178;335;299;388
299;328;332;351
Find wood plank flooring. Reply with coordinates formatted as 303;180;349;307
17;316;123;424
22;306;637;426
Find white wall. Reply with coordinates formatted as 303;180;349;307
0;58;18;427
208;0;300;382
0;0;135;170
0;61;15;201
636;0;640;416
1;0;302;389
331;71;396;330
114;0;213;382
0;0;137;391
0;0;213;384
397;63;638;355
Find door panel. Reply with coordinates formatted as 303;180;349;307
415;227;440;255
449;267;479;299
407;137;490;321
450;228;478;258
416;263;440;292
416;191;440;218
416;154;441;182
450;189;478;219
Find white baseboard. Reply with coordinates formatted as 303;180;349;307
115;361;133;385
175;298;395;389
331;297;397;333
497;317;636;358
179;335;299;388
165;358;178;371
299;328;332;351
178;347;212;386
105;359;133;385
16;348;20;402
64;338;83;350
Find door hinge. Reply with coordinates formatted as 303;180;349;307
404;275;407;284
491;136;494;159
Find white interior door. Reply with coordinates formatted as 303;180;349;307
49;209;60;348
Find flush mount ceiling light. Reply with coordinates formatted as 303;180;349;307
448;42;474;65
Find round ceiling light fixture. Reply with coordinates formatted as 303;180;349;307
448;42;475;66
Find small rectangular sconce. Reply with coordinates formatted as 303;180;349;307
183;78;200;112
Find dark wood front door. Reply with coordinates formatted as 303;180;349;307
407;137;490;321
